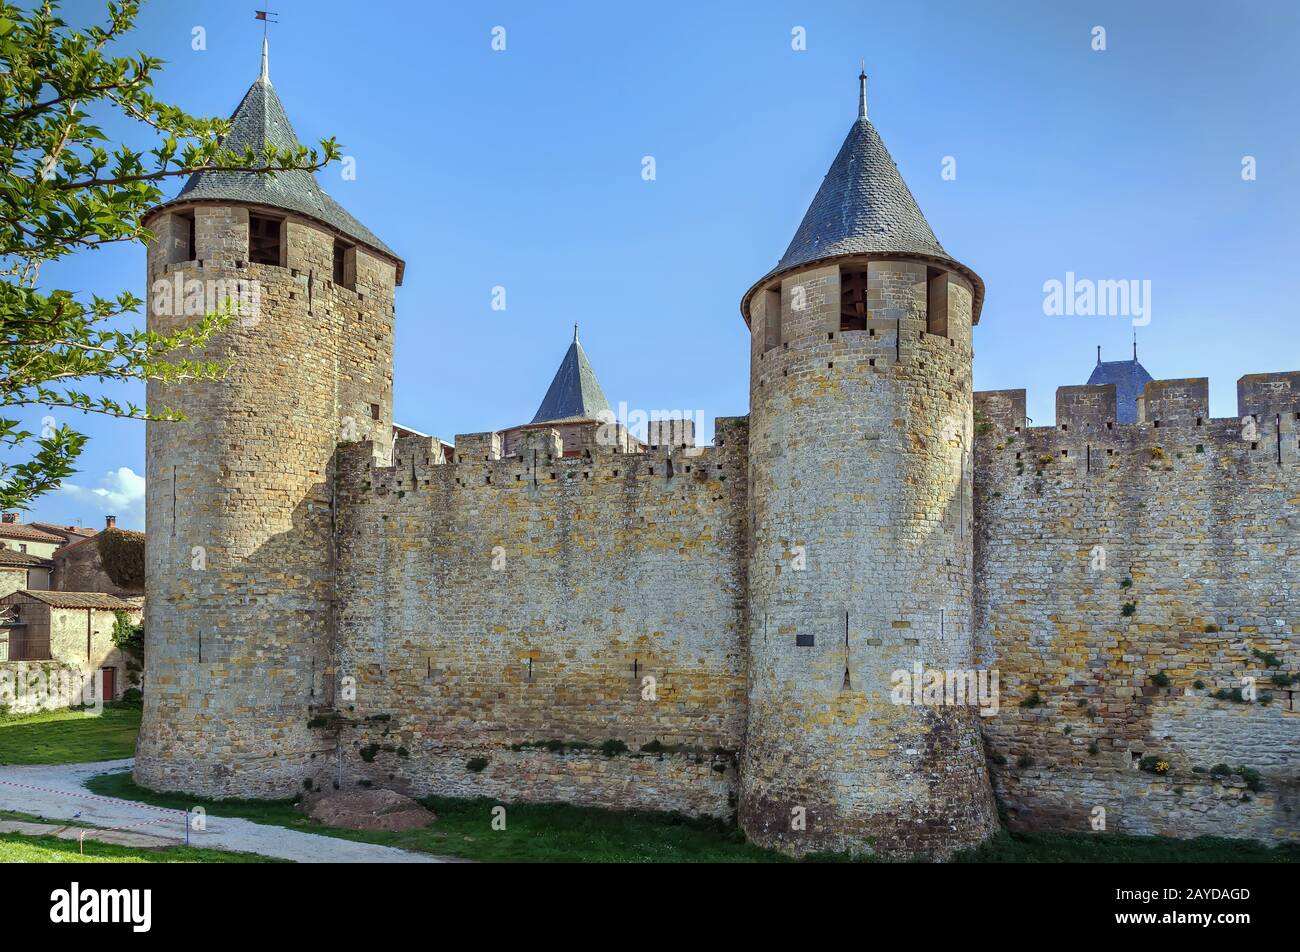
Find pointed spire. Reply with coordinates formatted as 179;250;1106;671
531;331;613;424
260;35;269;83
157;54;402;278
741;71;985;326
772;77;947;273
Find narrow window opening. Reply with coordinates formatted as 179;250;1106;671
178;210;196;262
333;239;354;286
926;267;949;337
248;214;283;266
762;287;781;352
839;268;868;331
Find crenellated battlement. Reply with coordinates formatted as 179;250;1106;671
975;377;1300;471
977;371;1300;433
336;417;750;505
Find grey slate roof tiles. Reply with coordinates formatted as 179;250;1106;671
743;84;983;324
776;114;949;274
1087;356;1155;424
153;75;400;268
531;336;613;425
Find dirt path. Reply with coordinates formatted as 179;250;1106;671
0;759;447;863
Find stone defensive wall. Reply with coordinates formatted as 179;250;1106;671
973;372;1300;844
324;417;751;817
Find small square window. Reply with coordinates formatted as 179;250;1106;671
795;633;815;647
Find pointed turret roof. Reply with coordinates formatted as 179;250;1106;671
742;71;982;323
1086;344;1154;424
150;41;402;280
530;326;613;424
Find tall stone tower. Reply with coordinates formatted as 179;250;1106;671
135;42;403;798
739;71;998;856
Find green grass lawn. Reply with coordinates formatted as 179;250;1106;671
953;830;1299;863
0;703;141;765
0;831;280;863
85;771;783;862
85;771;1299;863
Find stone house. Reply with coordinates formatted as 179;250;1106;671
0;548;52;599
0;516;65;561
0;590;141;700
50;524;144;598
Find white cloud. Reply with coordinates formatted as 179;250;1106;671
59;467;146;529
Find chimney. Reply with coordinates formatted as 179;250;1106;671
105;515;116;529
1;512;17;524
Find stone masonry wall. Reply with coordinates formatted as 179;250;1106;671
974;380;1300;844
326;417;750;817
52;538;142;598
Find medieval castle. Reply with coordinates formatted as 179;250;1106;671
135;49;1299;857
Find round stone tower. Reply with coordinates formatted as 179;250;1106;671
135;43;403;798
738;71;998;856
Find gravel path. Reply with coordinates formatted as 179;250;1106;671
0;759;447;863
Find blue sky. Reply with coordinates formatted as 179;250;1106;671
25;0;1300;530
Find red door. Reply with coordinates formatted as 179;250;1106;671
100;667;115;702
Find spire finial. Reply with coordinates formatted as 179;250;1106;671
858;61;868;118
1097;345;1101;364
573;322;579;344
255;10;277;82
1133;328;1138;361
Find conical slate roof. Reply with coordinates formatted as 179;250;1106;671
742;74;982;323
1087;348;1154;424
776;113;947;272
530;328;612;424
151;48;401;278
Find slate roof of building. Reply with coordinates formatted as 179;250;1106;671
0;523;66;544
743;74;983;323
1087;351;1154;424
0;550;52;568
530;329;613;425
5;591;139;610
150;53;402;280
